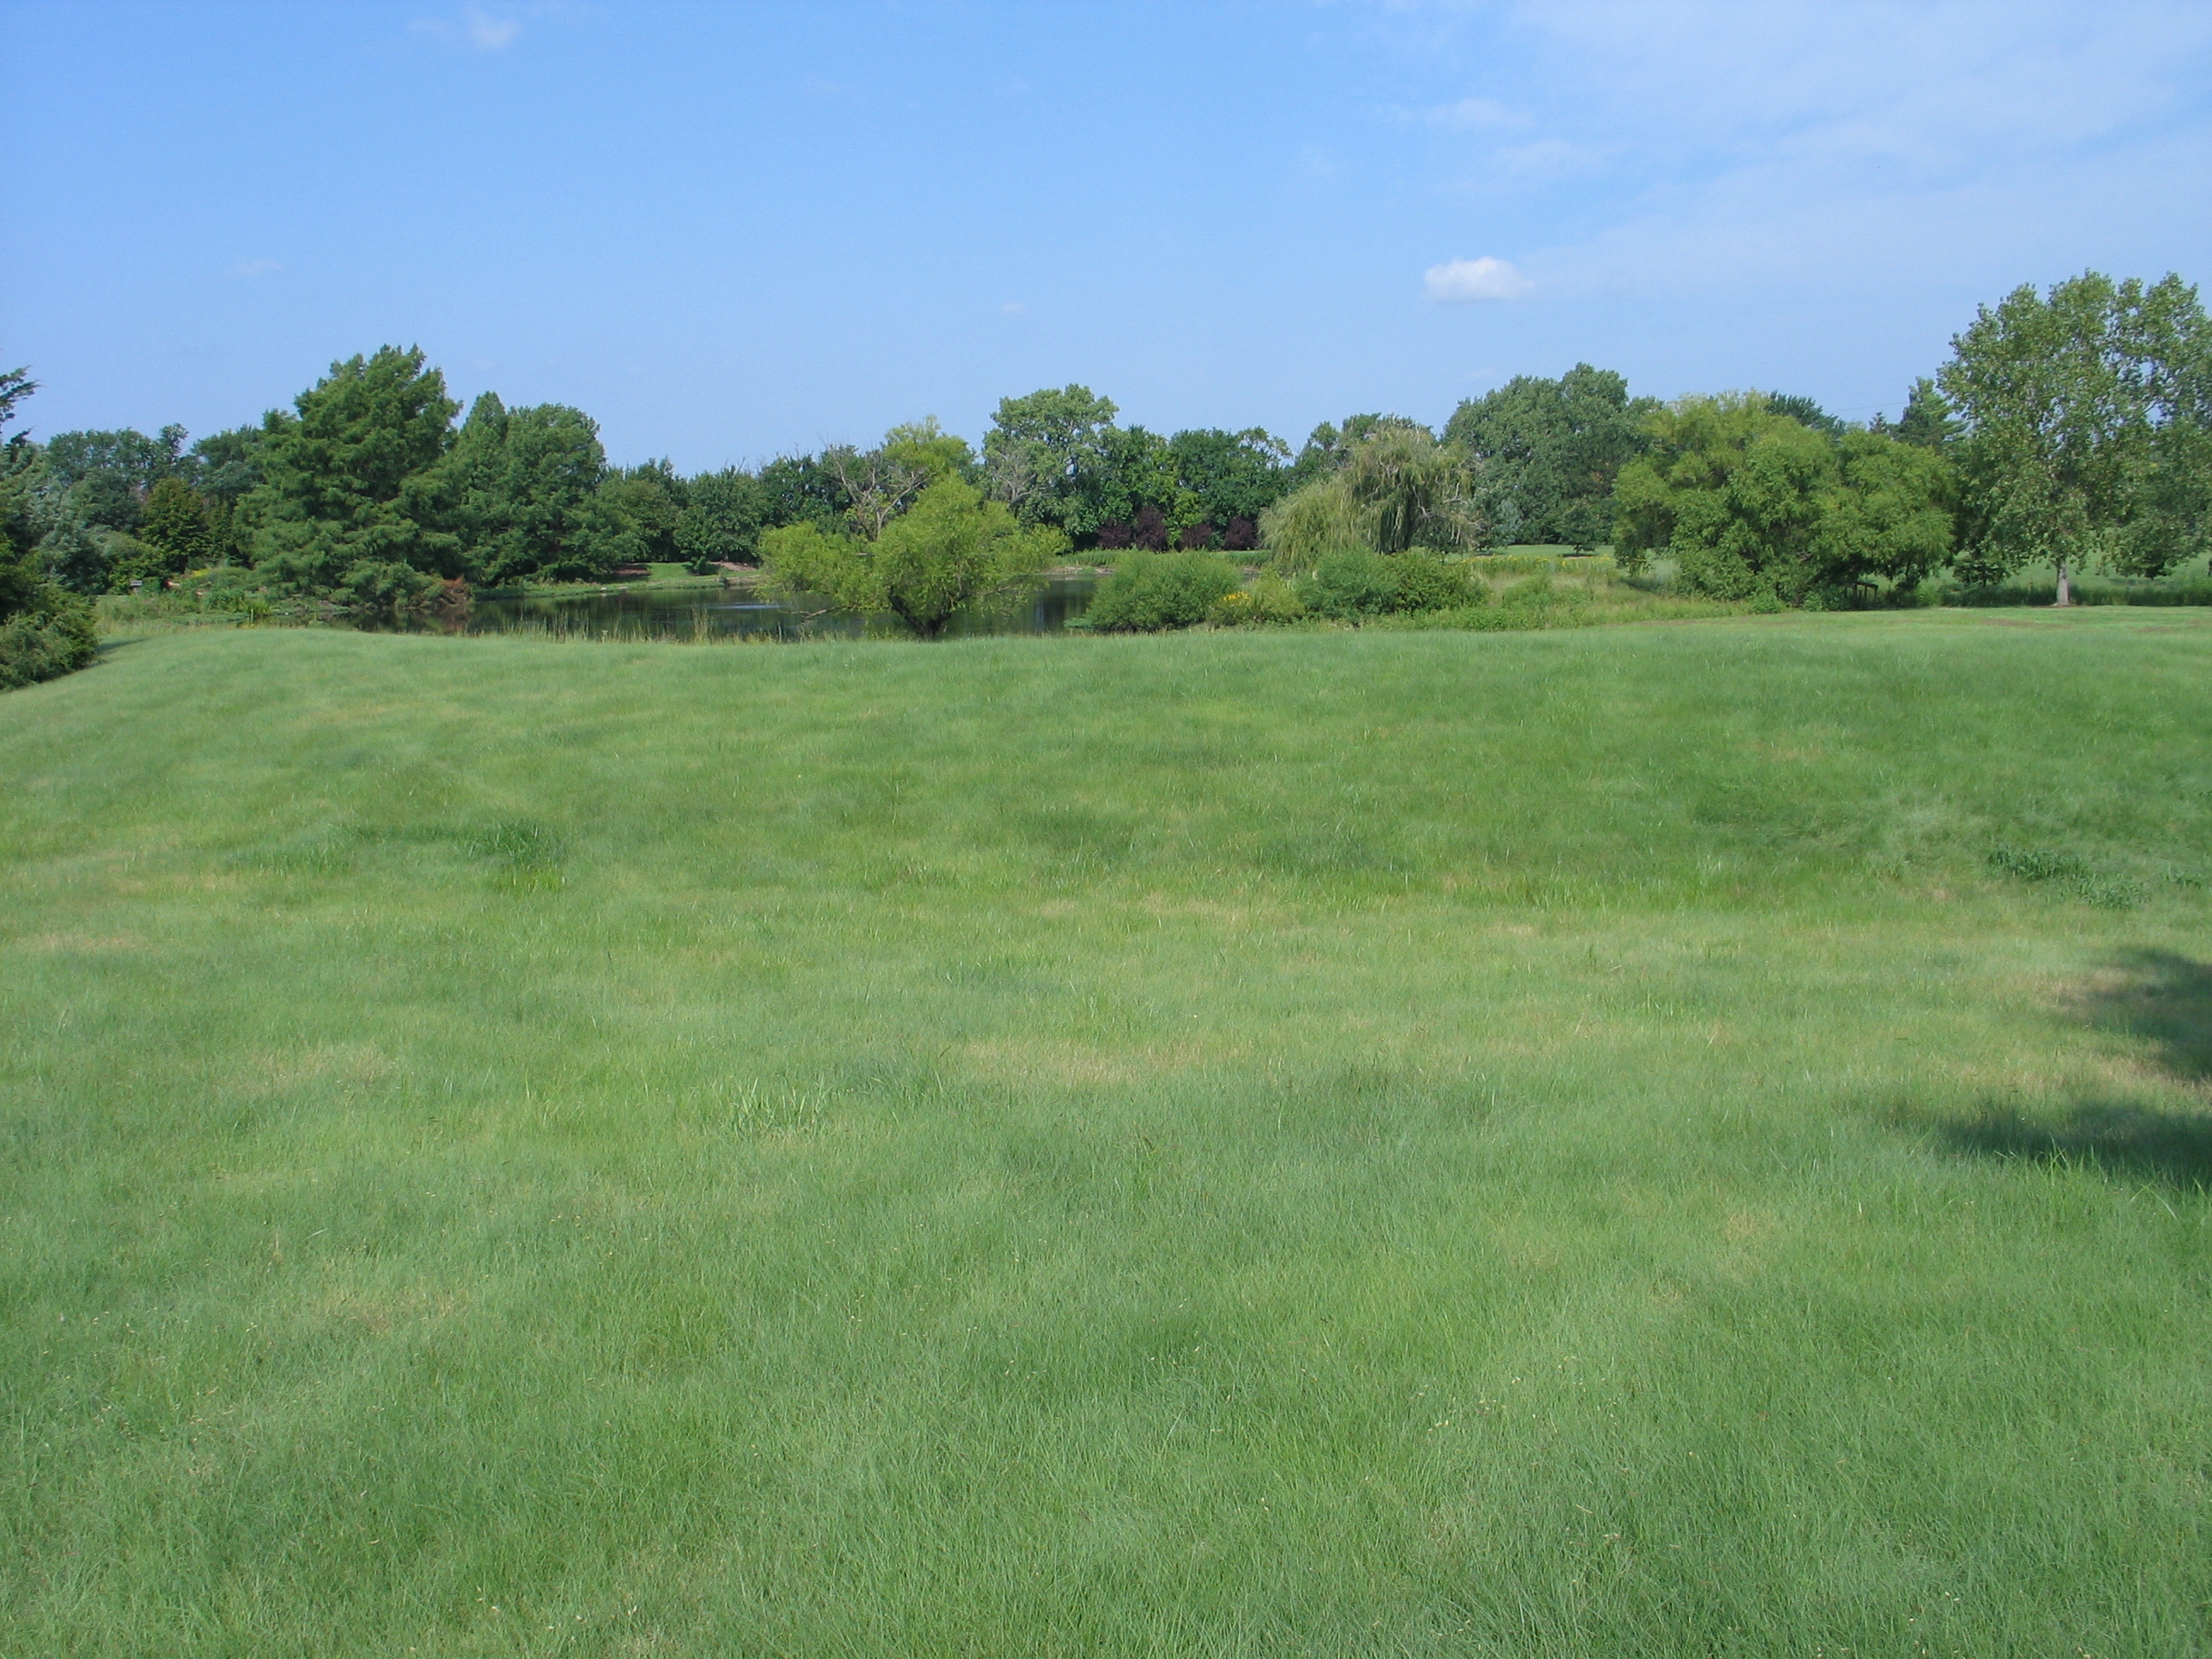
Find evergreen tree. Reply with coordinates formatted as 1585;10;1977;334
245;346;463;603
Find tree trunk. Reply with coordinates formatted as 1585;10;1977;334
2054;558;2071;607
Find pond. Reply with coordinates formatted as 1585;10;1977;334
371;574;1100;642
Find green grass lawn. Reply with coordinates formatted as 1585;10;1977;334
4;613;2209;1656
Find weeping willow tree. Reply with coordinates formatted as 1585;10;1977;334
1260;427;1486;573
1257;474;1371;574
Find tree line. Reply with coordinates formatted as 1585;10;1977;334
3;268;2206;672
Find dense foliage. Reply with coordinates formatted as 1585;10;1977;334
1299;549;1478;620
1939;272;2211;600
758;477;1064;639
3;267;2202;632
1075;552;1244;632
1445;364;1657;548
0;365;99;689
1260;424;1482;574
983;386;1290;550
1614;395;1955;605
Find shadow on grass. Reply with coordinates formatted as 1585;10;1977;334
2081;949;2212;1082
1940;1101;2212;1190
1931;952;2212;1190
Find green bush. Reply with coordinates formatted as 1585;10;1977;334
1;533;100;690
1207;573;1307;626
0;542;99;690
0;608;97;690
1298;550;1399;619
1297;550;1478;621
1076;552;1242;632
1389;553;1480;613
335;559;441;612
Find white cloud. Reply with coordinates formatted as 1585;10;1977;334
411;6;521;50
1377;1;2212;299
1428;96;1527;131
1000;301;1027;316
464;9;520;49
1423;255;1533;302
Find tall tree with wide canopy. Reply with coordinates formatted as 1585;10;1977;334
983;385;1121;537
1445;365;1656;549
445;393;634;585
245;346;463;602
1938;271;2211;602
1165;428;1290;548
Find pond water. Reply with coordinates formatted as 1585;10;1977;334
373;575;1099;642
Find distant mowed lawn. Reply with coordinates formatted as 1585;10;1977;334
3;614;2209;1656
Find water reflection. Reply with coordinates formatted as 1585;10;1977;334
370;575;1098;642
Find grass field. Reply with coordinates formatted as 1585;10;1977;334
4;613;2210;1656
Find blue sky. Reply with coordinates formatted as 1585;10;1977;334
5;1;2209;470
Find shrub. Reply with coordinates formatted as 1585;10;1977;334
1389;552;1479;613
1208;573;1307;626
336;559;442;612
0;540;98;691
1077;552;1242;632
1297;550;1482;621
1299;550;1400;619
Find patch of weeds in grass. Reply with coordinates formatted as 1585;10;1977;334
468;818;566;888
1987;844;2092;883
678;1078;834;1141
1986;843;2143;909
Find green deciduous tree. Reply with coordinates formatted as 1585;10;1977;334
760;477;1064;638
1261;427;1482;572
1258;474;1371;575
983;385;1120;535
245;346;463;602
1938;271;2211;601
1286;414;1427;490
882;417;978;488
1444;364;1656;548
445;394;625;585
675;469;770;568
755;453;847;536
1343;425;1483;554
1164;428;1290;549
1615;394;1953;604
109;475;218;588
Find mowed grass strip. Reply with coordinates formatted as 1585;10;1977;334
3;613;2209;1656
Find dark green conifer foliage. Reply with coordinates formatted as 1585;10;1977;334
245;346;463;602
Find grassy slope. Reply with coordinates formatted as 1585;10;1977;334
3;614;2209;1656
